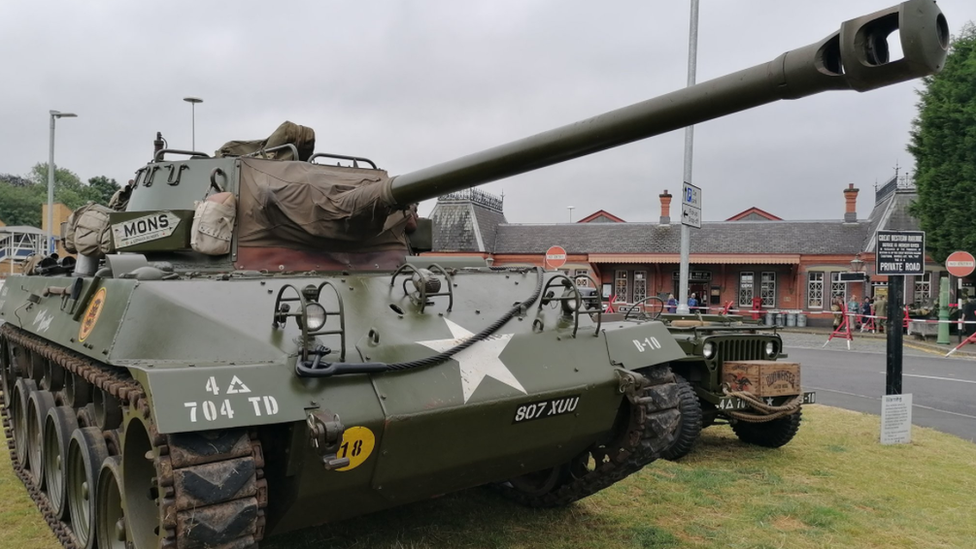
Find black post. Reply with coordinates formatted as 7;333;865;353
886;276;904;395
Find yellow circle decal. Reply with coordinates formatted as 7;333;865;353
78;287;107;342
336;426;375;471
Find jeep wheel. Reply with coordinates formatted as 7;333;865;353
730;409;802;448
660;374;702;460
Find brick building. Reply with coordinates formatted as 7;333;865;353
427;177;952;326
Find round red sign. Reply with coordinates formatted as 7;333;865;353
545;245;567;269
946;250;976;278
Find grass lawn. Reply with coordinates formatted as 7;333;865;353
3;404;974;549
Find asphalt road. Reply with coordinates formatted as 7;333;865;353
782;332;976;442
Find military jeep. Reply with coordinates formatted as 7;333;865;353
616;302;814;459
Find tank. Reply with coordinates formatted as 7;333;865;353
0;2;948;548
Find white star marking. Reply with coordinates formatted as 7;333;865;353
418;319;527;403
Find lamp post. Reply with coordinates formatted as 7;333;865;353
676;0;700;315
48;110;77;254
851;252;865;316
567;206;575;222
183;97;203;150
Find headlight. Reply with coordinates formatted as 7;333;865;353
304;302;327;331
765;341;777;358
703;342;715;359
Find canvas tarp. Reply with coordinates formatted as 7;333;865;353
237;158;413;252
215;121;316;161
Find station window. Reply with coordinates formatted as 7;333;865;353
760;272;776;308
830;272;846;301
633;271;647;304
738;272;754;307
614;270;628;302
574;269;590;287
915;272;932;302
808;272;825;309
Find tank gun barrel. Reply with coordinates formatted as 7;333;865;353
387;0;948;206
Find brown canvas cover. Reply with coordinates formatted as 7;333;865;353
238;158;412;252
215;121;316;161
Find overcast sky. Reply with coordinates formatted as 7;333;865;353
2;0;974;225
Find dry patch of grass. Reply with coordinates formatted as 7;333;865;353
3;405;974;549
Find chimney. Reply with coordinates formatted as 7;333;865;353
843;183;859;223
659;190;672;225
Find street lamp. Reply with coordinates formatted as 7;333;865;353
676;0;701;315
567;206;575;223
48;110;77;254
183;97;203;150
850;253;864;273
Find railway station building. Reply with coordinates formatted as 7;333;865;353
426;177;956;327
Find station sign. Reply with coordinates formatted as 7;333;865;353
672;270;711;281
875;230;925;276
838;272;867;282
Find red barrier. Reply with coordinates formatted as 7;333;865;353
823;302;854;349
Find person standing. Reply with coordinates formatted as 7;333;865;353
875;294;887;333
666;293;677;313
688;292;699;312
848;295;860;329
860;296;873;332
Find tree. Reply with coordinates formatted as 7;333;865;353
28;163;103;208
0;183;44;226
908;23;976;264
0;173;33;187
0;165;119;228
87;176;120;205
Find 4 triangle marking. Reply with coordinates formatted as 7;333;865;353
227;375;251;395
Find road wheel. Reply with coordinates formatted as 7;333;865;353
731;409;802;448
660;374;702;460
67;426;109;549
26;390;56;487
96;456;129;549
122;416;164;549
11;378;38;467
63;371;92;408
44;405;79;520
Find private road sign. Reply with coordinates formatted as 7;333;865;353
876;230;925;276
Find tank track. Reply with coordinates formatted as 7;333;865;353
0;324;267;549
495;364;680;506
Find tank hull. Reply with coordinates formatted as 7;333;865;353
1;269;685;539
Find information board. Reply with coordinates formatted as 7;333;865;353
880;393;912;445
876;230;925;275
